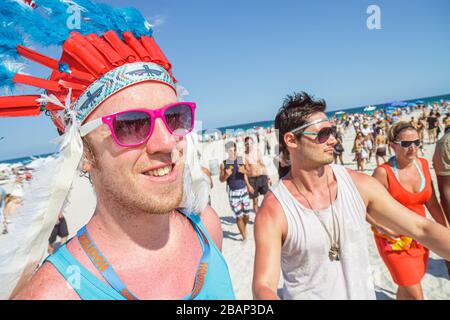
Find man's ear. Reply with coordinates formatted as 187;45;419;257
81;138;97;172
284;132;299;149
81;155;93;173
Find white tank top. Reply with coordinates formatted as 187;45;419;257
271;164;376;300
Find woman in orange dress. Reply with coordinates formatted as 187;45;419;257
372;121;448;300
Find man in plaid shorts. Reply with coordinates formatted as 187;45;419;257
220;141;253;241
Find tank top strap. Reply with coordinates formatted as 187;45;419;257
179;210;208;251
330;164;367;214
270;178;302;224
417;157;432;192
379;162;398;191
176;210;236;300
417;158;431;181
45;244;125;300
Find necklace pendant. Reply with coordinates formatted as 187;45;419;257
329;245;340;261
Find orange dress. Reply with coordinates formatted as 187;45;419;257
373;158;432;286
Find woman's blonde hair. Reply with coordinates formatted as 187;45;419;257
387;121;417;143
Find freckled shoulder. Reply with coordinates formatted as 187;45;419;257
12;261;80;300
199;206;223;251
255;190;287;235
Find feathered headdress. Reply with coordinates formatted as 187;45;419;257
0;0;176;130
0;0;209;299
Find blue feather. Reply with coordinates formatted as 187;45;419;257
82;0;115;35
61;0;152;37
0;63;17;90
0;0;155;79
62;0;105;35
0;0;153;49
118;7;151;37
31;0;73;45
0;27;25;58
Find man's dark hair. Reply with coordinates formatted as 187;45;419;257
225;141;236;150
274;91;327;158
244;136;253;144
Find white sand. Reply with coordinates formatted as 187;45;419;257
44;110;450;300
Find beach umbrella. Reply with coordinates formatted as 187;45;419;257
390;101;407;107
407;102;417;107
385;106;396;114
335;111;345;120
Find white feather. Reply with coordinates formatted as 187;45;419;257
180;132;211;215
0;92;83;299
36;94;66;109
176;83;190;102
0;155;63;299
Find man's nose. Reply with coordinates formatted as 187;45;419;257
328;133;338;145
145;118;178;154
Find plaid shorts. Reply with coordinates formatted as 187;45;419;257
228;187;252;217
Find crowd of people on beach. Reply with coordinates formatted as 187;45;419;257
329;102;450;172
0;175;25;235
0;171;68;253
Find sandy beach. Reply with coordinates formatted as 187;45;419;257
1;108;449;300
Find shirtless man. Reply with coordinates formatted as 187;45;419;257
244;136;271;214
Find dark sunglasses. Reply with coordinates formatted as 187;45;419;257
80;102;196;147
302;126;337;144
395;139;421;148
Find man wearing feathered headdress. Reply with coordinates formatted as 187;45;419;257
0;0;235;300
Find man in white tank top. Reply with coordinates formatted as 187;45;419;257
252;92;450;300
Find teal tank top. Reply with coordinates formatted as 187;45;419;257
46;213;235;300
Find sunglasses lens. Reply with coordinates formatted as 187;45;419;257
317;127;336;143
400;140;420;148
164;104;193;136
113;111;151;145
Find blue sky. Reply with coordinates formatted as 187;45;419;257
1;0;450;160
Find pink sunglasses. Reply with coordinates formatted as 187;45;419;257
80;102;196;147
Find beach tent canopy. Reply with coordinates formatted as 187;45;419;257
390;101;407;107
386;106;396;115
364;106;376;112
415;100;425;104
335;111;346;120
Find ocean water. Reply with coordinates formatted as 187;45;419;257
2;93;449;165
0;152;56;166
